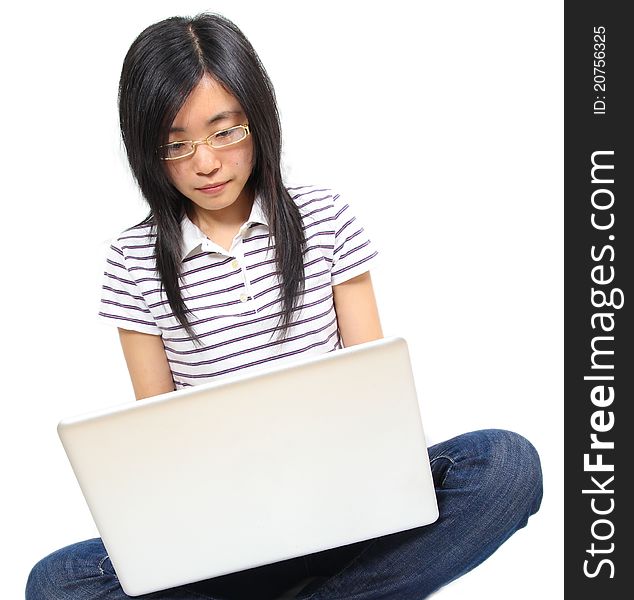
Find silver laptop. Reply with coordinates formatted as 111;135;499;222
57;336;439;596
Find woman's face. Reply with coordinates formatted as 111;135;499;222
164;74;254;220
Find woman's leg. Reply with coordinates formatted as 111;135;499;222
25;538;225;599
298;429;543;600
26;429;542;600
25;537;309;600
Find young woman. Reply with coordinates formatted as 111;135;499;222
26;13;543;600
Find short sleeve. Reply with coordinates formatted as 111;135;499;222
330;192;379;286
98;239;162;335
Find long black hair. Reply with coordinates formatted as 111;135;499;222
118;13;305;340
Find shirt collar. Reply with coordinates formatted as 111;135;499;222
180;195;268;261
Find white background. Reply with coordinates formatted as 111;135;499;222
1;1;563;598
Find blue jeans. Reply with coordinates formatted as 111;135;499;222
25;429;543;599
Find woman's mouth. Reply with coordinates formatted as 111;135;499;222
195;181;229;195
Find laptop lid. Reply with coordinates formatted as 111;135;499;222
57;336;438;596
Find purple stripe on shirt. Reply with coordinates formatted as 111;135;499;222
254;290;332;318
173;380;193;388
303;216;335;232
102;285;145;302
170;331;339;380
133;246;304;298
181;256;234;276
339;238;371;262
335;216;356;240
104;272;136;286
242;232;271;244
106;258;125;271
307;244;335;254
123;222;153;232
145;282;246;310
243;245;275;258
151;296;248;317
246;258;276;271
125;265;159;274
302;243;335;257
304;268;330;281
164;299;335;346
334;228;364;255
140;274;244;299
121;243;155;252
118;232;157;241
151;276;328;323
127;274;162;285
120;253;156;262
249;270;279;285
101;298;152;314
155;282;339;326
163;310;282;346
169;315;338;368
181;257;239;283
181;264;238;282
98;312;158;328
332;251;378;277
303;255;328;269
297;196;334;210
252;278;330;301
304;229;333;243
182;251;211;264
333;200;348;215
289;187;329;198
302;204;331;220
297;193;333;207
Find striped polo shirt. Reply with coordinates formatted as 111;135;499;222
99;185;378;389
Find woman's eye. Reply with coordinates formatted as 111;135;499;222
215;129;231;138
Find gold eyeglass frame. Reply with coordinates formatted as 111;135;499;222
159;124;251;161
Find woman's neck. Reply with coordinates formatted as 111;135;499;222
188;187;254;251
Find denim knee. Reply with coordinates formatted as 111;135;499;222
26;552;60;600
25;539;111;600
477;428;543;521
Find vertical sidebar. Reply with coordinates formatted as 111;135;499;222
565;2;632;598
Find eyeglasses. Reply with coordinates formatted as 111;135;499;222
158;124;251;161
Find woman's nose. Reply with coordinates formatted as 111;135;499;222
192;143;221;175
